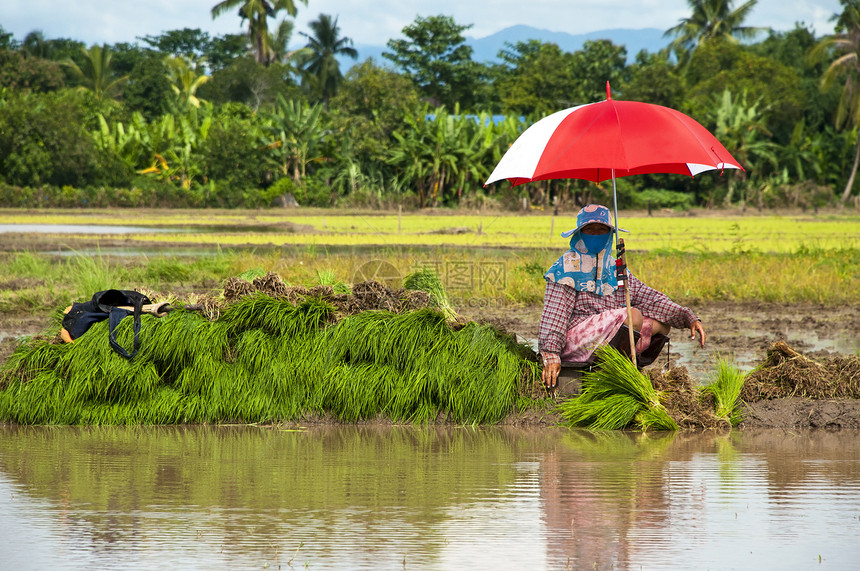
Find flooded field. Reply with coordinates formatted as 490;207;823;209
1;425;859;570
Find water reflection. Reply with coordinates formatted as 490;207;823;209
538;431;677;569
0;426;858;570
0;224;184;234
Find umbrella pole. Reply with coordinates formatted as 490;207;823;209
612;171;637;367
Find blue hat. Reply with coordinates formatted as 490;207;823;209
560;204;627;238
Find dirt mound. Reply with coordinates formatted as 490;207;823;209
648;367;728;430
222;272;433;319
741;341;860;401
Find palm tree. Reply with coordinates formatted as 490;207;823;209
21;31;51;58
300;14;357;108
61;44;128;102
210;0;306;65
813;0;860;203
665;0;764;53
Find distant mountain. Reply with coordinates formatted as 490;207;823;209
467;26;669;63
342;25;670;69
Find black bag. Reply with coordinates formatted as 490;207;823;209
62;290;152;359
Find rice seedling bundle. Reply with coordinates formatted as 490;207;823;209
403;268;458;321
700;359;746;426
0;289;540;425
558;346;678;431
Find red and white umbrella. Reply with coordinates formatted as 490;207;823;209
485;83;743;235
485;83;743;189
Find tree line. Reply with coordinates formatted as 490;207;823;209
1;0;859;210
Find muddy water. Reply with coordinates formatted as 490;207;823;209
0;426;858;570
0;224;184;234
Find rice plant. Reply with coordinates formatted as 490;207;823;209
316;269;351;294
237;267;267;281
701;359;746;426
558;346;678;431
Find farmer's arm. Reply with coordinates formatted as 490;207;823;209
628;273;705;347
538;281;576;386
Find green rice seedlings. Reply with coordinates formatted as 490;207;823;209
315;269;351;294
384;369;427;422
403;268;458;321
317;363;383;421
235;329;277;374
1;336;66;384
562;393;642;430
57;320;159;406
322;309;451;371
0;369;60;424
0;280;540;425
237;267;267;281
137;311;212;374
587;346;663;408
177;354;220;397
140;386;187;424
219;293;294;337
558;346;678;431
447;327;519;423
635;405;680;431
701;359;746;426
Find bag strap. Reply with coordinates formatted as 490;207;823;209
108;295;144;359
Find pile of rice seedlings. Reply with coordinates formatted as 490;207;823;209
0;292;541;425
557;346;678;431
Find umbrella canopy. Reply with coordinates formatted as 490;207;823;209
485;85;743;187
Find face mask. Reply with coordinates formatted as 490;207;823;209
580;232;610;254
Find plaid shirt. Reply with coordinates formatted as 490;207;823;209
538;275;699;366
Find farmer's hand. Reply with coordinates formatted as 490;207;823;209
542;362;561;388
691;320;706;347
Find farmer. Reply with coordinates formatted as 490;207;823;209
539;204;706;388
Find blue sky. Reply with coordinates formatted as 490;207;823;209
1;0;843;47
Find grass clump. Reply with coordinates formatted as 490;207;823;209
558;346;678;431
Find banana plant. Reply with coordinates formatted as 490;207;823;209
389;119;432;205
92;113;144;172
389;105;523;206
262;94;324;182
164;56;210;109
708;88;778;206
778;119;821;183
134;106;211;189
452;111;499;199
